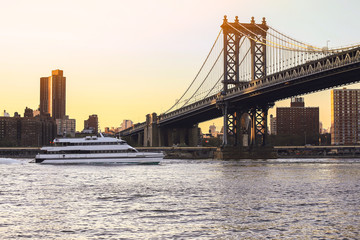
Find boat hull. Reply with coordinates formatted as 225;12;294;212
36;158;161;165
35;153;163;165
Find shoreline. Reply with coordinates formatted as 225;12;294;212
1;146;360;159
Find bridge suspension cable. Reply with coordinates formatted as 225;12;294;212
163;29;223;114
180;48;224;108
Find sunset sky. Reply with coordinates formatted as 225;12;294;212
1;0;360;132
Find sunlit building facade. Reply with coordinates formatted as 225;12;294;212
40;69;66;119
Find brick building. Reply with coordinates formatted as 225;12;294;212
331;88;360;145
84;114;98;133
0;109;56;147
0;117;20;146
276;97;319;140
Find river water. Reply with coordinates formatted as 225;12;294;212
0;158;359;239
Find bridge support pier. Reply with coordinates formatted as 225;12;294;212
137;132;144;146
217;101;275;159
220;101;249;148
144;113;159;147
159;125;199;147
249;103;273;147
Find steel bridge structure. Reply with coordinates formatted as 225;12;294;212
119;16;360;153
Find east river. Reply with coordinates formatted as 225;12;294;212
0;158;359;239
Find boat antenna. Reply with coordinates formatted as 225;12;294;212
99;130;104;138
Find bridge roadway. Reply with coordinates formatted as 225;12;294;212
121;46;360;137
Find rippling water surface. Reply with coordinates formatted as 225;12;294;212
0;158;359;239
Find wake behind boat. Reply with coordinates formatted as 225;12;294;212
35;133;163;164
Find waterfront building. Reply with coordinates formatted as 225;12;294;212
40;69;66;119
20;117;41;146
276;97;319;141
56;116;76;137
0;117;19;146
84;114;98;133
0;109;56;147
331;88;360;145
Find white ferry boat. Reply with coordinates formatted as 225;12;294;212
35;134;163;164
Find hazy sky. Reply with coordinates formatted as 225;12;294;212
1;0;360;131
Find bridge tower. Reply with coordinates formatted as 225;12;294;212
220;16;271;148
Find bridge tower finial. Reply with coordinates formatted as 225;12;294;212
262;17;267;25
223;15;228;24
251;16;255;24
235;16;239;23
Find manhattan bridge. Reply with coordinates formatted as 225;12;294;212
120;16;360;155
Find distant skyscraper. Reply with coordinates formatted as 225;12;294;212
40;69;66;119
331;88;360;145
121;120;133;131
209;123;216;136
40;77;51;115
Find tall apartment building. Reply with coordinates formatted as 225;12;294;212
276;97;319;138
331;88;360;145
40;69;66;119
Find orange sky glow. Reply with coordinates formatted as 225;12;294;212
1;0;360;132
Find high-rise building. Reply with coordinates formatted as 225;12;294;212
40;77;51;115
209;123;217;137
269;114;277;135
40;69;66;119
276;97;319;138
331;88;360;145
84;114;98;133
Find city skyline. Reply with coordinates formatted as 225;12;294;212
1;0;360;131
